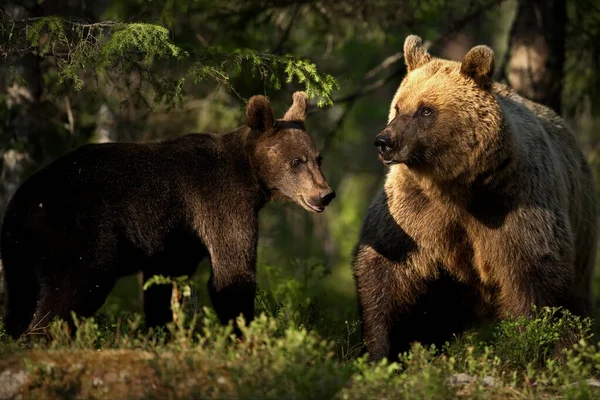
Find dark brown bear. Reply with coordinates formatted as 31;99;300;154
2;91;335;338
353;35;597;362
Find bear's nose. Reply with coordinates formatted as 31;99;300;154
320;189;336;206
374;136;393;154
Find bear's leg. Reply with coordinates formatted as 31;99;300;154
353;244;435;362
389;270;484;356
206;236;257;333
4;290;38;339
198;211;258;335
353;244;397;361
497;258;572;319
207;269;256;331
497;258;583;357
143;271;174;330
27;272;116;336
3;261;40;339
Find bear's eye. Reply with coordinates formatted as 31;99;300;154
292;158;304;168
420;107;433;117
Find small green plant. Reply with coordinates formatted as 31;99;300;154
337;319;363;363
143;274;200;346
256;259;329;333
492;306;593;370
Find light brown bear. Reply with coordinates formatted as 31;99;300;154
353;35;597;361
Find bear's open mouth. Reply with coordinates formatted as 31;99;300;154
379;155;399;165
299;196;324;213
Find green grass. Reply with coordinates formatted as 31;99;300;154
1;310;600;399
2;265;600;399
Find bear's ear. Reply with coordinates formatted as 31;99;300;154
404;35;432;72
283;91;308;122
460;45;495;89
246;95;275;133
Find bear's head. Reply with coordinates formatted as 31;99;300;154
246;91;335;212
375;34;503;182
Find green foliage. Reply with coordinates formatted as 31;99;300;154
253;257;361;362
327;173;380;269
284;58;339;107
3;15;338;107
186;47;339;107
564;0;600;116
143;274;197;337
3;305;599;399
199;312;353;399
99;23;185;62
256;259;328;327
1;253;598;399
492;306;593;369
25;16;66;57
142;274;192;292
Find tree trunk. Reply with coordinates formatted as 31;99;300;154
0;1;45;311
506;0;566;115
1;2;44;217
93;104;118;143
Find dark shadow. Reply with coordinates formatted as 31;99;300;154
388;268;489;360
359;189;418;264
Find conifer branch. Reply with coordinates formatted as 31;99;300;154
0;12;338;107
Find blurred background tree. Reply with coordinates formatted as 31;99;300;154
1;0;599;340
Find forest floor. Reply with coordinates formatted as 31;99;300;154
2;306;600;400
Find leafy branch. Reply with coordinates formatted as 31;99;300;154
0;12;338;107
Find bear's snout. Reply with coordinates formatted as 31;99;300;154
319;188;336;206
374;135;393;155
375;131;398;165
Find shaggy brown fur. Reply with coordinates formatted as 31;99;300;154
1;91;335;339
354;35;597;362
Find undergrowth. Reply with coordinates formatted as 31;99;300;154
1;265;600;399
